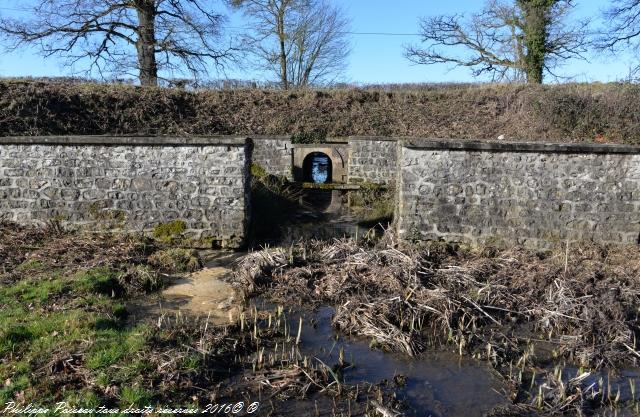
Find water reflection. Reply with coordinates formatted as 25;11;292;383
290;306;507;417
307;153;331;183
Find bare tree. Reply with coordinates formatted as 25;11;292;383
405;0;590;83
598;0;640;74
231;0;350;89
0;0;235;86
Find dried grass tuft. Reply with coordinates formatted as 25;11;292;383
233;238;640;367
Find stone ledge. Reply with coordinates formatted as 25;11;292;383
0;135;249;146
248;135;292;141
401;139;640;154
349;136;400;142
291;142;348;148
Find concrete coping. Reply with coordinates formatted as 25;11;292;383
401;139;640;154
349;136;400;142
291;142;348;148
0;135;249;146
248;135;292;141
250;135;349;145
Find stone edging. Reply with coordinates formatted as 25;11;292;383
401;139;640;154
0;135;248;146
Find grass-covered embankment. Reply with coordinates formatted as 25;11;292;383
2;79;640;143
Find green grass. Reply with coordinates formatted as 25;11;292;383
0;266;154;407
86;328;147;370
180;354;202;371
121;385;153;408
71;267;124;296
0;226;259;414
2;273;69;304
16;259;44;271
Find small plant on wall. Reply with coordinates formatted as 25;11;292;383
291;129;328;144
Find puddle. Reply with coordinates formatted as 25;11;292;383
131;256;507;417
284;306;508;417
127;251;244;325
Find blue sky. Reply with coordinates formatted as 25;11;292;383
0;0;635;84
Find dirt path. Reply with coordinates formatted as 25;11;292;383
128;251;244;325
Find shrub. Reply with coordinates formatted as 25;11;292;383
147;248;202;273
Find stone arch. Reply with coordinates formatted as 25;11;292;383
292;144;348;183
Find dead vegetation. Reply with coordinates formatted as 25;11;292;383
3;80;640;143
0;222;389;416
0;220;154;286
147;248;202;273
233;238;640;415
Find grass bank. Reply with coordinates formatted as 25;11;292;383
2;80;640;143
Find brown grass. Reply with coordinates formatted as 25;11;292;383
233;238;640;415
2;80;640;143
0;221;153;282
236;239;640;367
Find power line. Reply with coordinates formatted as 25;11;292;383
225;27;422;36
345;32;421;36
0;7;422;37
0;6;31;11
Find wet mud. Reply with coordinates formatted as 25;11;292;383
127;251;243;325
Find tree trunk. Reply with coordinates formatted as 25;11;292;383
277;7;289;90
136;1;158;86
519;0;555;84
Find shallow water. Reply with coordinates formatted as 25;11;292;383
290;189;386;241
127;251;243;325
532;365;640;414
287;306;508;417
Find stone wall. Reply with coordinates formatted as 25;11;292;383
0;136;251;248
396;140;640;248
251;136;292;179
348;137;397;185
250;136;400;185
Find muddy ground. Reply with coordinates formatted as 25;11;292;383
3;220;640;416
0;222;394;417
128;251;244;326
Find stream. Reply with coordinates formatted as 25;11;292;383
288;306;508;417
128;188;640;416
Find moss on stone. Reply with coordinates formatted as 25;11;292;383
301;182;336;190
152;220;187;243
251;163;267;179
88;203;126;222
